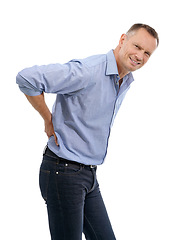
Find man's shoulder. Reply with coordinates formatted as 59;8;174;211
78;53;107;68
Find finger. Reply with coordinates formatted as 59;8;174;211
53;132;59;146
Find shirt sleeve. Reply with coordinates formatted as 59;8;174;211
16;60;91;96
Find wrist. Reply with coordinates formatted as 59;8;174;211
44;113;52;124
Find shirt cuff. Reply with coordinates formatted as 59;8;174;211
18;85;42;96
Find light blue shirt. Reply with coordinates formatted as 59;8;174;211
16;50;134;165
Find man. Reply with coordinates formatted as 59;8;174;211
16;23;159;240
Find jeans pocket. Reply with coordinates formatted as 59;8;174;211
39;169;50;202
57;165;83;175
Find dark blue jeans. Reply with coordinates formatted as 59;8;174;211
39;147;116;240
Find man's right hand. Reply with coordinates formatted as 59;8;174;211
44;118;59;146
24;93;59;146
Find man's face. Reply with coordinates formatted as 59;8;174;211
118;28;158;73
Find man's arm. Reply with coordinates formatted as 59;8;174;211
16;61;91;96
16;60;91;147
25;93;58;146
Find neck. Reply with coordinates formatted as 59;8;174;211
113;47;130;79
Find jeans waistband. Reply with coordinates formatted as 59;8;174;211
43;146;97;171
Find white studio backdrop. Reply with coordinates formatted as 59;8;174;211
0;0;176;239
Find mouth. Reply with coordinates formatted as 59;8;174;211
129;57;141;66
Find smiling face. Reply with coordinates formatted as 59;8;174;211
115;28;158;78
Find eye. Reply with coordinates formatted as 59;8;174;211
145;52;151;57
134;44;140;49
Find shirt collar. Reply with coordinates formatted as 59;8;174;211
106;49;135;84
106;50;119;76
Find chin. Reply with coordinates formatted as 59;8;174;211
128;64;142;72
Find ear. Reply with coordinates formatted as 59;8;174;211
119;34;127;46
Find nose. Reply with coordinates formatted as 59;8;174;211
136;53;143;62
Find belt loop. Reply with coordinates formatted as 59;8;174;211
56;159;60;165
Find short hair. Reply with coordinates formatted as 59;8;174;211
127;23;159;46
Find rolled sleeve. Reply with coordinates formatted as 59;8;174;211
16;60;91;96
16;73;43;96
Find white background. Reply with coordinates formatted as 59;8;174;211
1;0;176;239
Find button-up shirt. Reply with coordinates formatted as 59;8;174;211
16;50;134;165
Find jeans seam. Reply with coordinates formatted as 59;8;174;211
84;214;99;240
39;169;50;202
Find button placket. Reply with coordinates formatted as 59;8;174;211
114;75;120;94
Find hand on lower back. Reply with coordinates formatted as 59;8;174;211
45;119;59;146
24;93;59;146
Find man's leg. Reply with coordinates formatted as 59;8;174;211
39;150;98;240
83;181;116;240
39;153;86;240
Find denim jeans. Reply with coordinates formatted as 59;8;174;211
39;147;116;240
